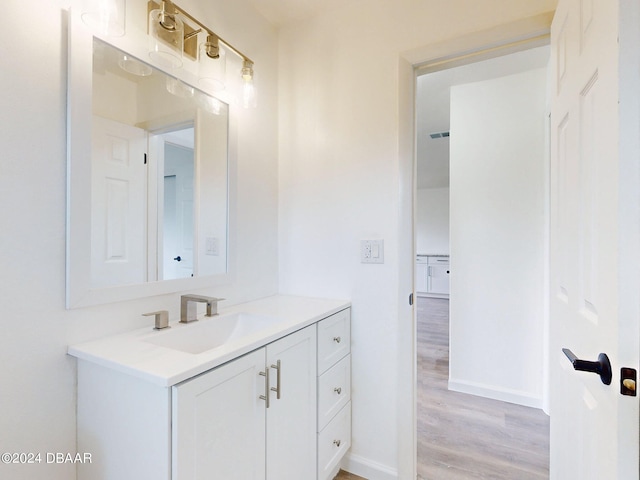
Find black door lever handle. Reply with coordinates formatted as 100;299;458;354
562;348;612;385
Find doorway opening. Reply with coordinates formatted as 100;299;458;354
414;45;551;478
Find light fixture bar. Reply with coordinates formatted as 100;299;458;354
147;1;253;64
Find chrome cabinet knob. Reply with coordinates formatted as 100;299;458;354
333;439;341;447
333;336;341;344
334;387;342;395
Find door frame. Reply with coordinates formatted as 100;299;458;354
396;13;556;479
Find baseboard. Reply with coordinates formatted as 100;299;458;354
341;452;398;480
448;378;543;409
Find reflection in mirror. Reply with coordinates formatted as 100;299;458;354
90;38;228;289
162;128;194;280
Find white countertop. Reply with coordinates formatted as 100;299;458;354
68;294;350;387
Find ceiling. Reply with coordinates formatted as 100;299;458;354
247;0;361;26
416;45;550;189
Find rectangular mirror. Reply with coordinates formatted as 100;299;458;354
67;14;232;308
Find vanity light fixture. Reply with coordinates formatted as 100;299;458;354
198;34;227;92
147;0;256;107
241;60;256;108
148;0;185;68
81;0;126;37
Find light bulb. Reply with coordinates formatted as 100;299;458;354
241;60;256;108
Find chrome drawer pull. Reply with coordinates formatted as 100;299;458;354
333;439;341;447
334;387;342;395
333;336;341;344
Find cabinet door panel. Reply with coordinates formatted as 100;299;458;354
428;264;450;294
266;326;317;480
172;349;266;480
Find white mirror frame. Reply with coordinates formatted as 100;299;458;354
66;9;237;308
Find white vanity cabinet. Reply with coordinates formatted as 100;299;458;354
173;325;317;480
74;299;352;480
316;309;352;480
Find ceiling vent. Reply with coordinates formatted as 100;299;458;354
429;131;450;139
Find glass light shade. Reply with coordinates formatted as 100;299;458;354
240;60;256;108
81;0;125;37
166;77;194;98
198;42;226;92
242;77;257;108
118;53;152;76
148;8;184;69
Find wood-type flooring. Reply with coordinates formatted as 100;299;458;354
335;296;549;480
417;297;550;479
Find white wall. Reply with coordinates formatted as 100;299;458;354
277;1;555;477
416;187;450;254
0;1;278;479
449;68;547;407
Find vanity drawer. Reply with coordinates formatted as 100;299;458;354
317;309;351;375
318;354;351;431
318;402;351;480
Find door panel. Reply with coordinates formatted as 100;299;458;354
91;116;146;288
549;0;639;478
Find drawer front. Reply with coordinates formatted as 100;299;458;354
318;354;351;431
317;309;351;375
428;256;449;265
318;402;351;480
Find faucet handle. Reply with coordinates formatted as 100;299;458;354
143;310;170;330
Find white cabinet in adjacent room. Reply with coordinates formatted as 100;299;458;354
416;255;450;298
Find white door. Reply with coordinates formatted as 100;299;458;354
266;326;317;480
172;348;267;480
549;1;639;478
163;141;195;280
91;116;147;288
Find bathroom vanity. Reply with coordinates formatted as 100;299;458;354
69;295;351;480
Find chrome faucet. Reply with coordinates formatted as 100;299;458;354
180;294;224;323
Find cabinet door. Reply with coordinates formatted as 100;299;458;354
266;326;317;480
415;262;427;293
428;264;450;294
172;349;267;480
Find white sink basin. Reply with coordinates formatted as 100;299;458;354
144;312;284;354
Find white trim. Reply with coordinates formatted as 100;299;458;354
342;453;398;480
448;379;543;409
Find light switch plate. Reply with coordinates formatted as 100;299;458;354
361;239;384;264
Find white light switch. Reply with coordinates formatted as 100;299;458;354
361;239;384;264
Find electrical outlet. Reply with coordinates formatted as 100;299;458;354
205;237;219;256
361;239;384;264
